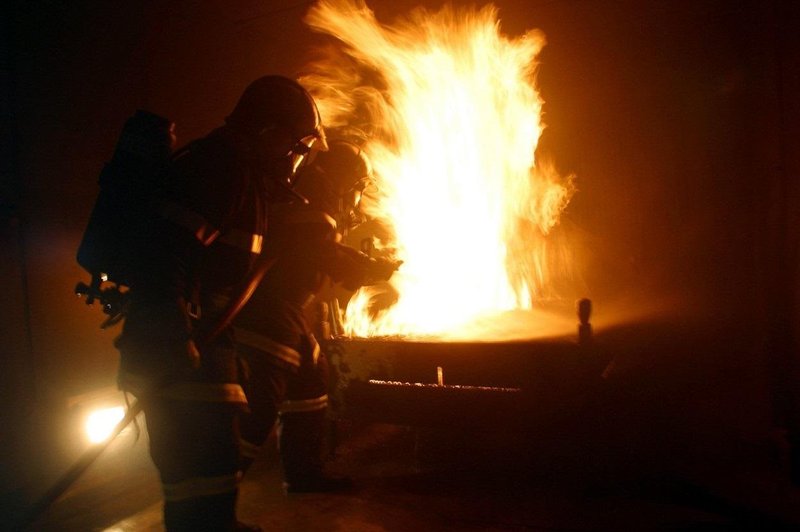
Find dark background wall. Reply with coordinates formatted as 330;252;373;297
2;0;798;486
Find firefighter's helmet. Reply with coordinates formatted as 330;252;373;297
315;140;371;195
227;75;328;182
295;140;372;232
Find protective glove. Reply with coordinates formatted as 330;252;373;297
365;257;403;284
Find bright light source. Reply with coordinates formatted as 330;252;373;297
85;406;125;443
304;2;575;339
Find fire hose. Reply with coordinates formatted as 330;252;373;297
22;255;278;528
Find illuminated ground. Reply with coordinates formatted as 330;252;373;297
15;413;800;531
6;315;800;530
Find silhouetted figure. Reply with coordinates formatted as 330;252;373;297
235;140;400;492
114;76;326;531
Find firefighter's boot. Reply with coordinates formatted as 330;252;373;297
278;409;352;493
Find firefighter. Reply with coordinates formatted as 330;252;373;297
113;75;327;531
234;139;400;493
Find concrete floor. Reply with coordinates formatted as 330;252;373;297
13;411;800;532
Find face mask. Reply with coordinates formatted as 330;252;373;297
286;134;322;184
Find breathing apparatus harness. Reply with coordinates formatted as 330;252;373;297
31;110;283;530
75;110;176;327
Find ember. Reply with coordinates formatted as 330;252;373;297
368;380;521;393
303;1;575;339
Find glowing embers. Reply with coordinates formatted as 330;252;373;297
303;1;575;338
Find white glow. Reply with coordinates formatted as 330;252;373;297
85;406;125;443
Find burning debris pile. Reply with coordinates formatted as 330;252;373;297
301;1;576;340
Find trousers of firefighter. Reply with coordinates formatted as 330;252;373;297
232;200;394;491
235;294;331;488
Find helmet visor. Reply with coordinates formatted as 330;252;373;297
287;133;326;185
337;176;371;230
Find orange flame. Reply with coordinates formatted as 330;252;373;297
302;1;575;339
